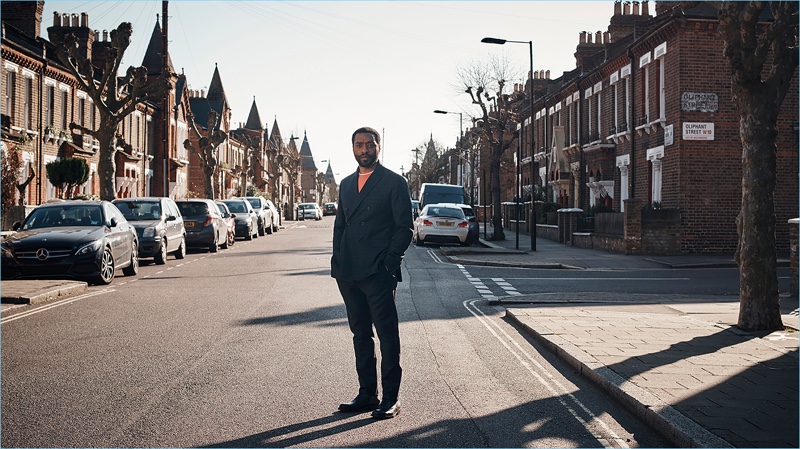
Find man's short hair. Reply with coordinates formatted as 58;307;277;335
351;127;381;146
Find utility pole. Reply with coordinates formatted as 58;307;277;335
161;1;169;197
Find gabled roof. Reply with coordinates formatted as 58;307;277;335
324;162;335;184
268;118;283;152
299;131;317;171
141;19;174;75
188;98;223;130
207;64;228;107
244;98;262;131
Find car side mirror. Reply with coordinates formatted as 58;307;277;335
166;215;176;222
12;222;21;231
230;213;237;218
109;217;118;227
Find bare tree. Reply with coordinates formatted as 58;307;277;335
457;54;523;240
184;110;227;200
53;23;171;200
238;133;261;196
712;1;799;331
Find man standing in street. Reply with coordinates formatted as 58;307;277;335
331;126;413;419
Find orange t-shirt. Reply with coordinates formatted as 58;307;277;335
357;171;373;192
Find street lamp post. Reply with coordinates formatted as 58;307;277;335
481;36;536;251
434;110;472;206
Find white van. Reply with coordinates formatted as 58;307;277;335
418;183;465;211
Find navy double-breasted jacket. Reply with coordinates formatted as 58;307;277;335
331;163;413;282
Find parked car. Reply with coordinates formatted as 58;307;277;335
243;196;275;235
214;201;236;249
412;203;469;246
113;197;186;264
219;198;258;241
323;202;337;216
1;200;139;285
297;203;322;220
264;199;280;233
175;199;228;253
411;200;420;220
461;204;479;244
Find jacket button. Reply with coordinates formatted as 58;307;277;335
361;221;365;225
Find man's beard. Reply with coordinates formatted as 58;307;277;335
357;154;378;168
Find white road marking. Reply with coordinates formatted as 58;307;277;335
463;298;628;448
2;289;114;324
458;264;629;447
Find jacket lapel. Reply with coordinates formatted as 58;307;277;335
344;164;385;222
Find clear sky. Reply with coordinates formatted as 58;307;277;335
41;1;621;183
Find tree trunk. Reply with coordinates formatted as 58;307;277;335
736;87;782;331
96;126;118;201
490;154;505;240
203;163;215;200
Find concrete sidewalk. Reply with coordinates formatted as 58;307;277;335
440;231;798;447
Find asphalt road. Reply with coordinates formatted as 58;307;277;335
2;217;669;448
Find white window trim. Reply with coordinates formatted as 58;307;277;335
21;68;35;79
658;58;666;121
639;51;652;68
4;61;19;72
654;41;667;59
616;154;630;212
620;64;632;78
647;146;664;204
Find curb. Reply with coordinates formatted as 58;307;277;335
505;310;734;448
1;281;88;305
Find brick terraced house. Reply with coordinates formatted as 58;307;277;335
1;1;309;223
499;1;798;254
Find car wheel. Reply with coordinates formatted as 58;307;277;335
221;233;229;249
258;222;265;236
245;228;253;240
174;236;186;259
417;236;425;246
94;247;115;285
266;222;273;234
123;242;139;276
154;239;168;265
227;231;235;247
272;222;279;233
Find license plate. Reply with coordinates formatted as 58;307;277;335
437;221;453;227
185;222;195;228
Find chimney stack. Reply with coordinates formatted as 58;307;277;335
614;0;622;15
623;1;631;15
47;10;95;62
642;0;649;16
633;1;640;15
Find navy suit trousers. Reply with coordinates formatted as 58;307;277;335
336;272;401;400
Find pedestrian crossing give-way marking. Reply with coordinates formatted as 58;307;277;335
457;265;522;299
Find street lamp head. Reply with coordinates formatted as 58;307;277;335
481;37;506;45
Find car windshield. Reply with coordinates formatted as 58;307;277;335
224;201;248;213
425;206;465;219
246;198;262;209
22;204;104;230
461;207;475;218
177;202;209;217
115;201;161;221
